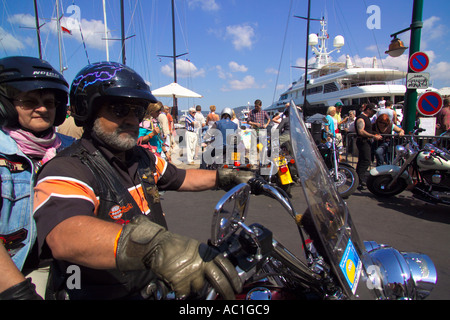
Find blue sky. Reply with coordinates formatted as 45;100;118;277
1;0;449;112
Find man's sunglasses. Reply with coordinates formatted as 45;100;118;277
109;103;146;121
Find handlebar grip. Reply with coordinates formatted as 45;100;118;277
248;177;267;195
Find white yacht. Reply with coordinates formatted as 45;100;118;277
267;19;429;116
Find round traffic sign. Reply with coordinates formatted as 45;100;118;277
409;52;429;73
416;91;443;116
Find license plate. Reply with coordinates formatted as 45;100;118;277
277;157;287;166
232;152;240;161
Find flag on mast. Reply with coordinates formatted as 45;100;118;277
61;26;72;35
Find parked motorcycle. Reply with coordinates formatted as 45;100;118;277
150;102;436;300
367;127;450;205
318;133;359;198
258;132;298;196
201;132;249;170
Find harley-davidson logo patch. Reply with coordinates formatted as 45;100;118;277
109;203;133;220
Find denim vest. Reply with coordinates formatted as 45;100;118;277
0;129;74;271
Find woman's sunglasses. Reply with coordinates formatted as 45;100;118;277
109;103;146;121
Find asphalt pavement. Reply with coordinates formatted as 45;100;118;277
161;179;450;300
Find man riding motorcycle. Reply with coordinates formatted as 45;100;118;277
32;62;252;299
201;108;239;168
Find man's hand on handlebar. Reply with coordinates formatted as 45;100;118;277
115;215;242;299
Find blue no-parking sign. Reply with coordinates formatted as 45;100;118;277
409;52;429;73
417;91;443;116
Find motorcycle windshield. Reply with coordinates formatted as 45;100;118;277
288;102;375;299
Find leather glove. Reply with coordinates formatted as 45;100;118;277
217;168;255;191
0;278;42;300
116;215;242;299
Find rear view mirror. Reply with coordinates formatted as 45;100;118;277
210;183;251;246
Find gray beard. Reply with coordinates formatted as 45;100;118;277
92;118;138;151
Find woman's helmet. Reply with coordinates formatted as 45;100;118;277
70;61;157;127
0;56;69;127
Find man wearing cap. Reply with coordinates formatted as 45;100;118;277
355;103;382;189
185;107;198;164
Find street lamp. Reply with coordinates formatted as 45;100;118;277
385;0;423;134
385;37;408;58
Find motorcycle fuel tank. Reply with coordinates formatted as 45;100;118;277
417;151;450;170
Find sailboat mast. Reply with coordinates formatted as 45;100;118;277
55;0;63;73
33;0;42;59
103;0;109;61
120;0;126;65
303;0;311;108
171;0;177;84
171;0;178;120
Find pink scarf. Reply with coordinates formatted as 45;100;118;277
4;128;62;164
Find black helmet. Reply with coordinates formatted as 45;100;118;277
0;56;69;127
70;61;157;127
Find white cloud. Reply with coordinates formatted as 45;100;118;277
7;13;35;28
5;13;110;52
365;45;378;52
265;67;279;75
428;61;450;83
188;0;220;11
421;16;446;49
397;16;446;50
1;14;36;53
161;59;205;78
0;26;28;52
65;18;110;51
294;57;315;68
225;24;256;51
229;61;248;72
216;65;232;79
222;75;260;91
338;54;408;72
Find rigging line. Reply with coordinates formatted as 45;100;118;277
361;0;395;90
333;0;359;64
272;0;294;105
180;0;195;93
135;0;150;81
124;0;138;63
137;0;153;84
0;0;11;55
361;0;385;67
59;0;71;71
1;0;30;56
77;14;90;64
118;0;139;65
63;0;95;65
173;0;189;76
40;0;57;62
176;0;189;57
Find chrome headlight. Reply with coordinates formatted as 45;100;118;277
364;241;437;300
395;145;408;158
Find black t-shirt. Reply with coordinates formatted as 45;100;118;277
356;113;374;137
33;134;186;256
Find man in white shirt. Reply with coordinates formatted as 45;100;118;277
378;97;386;109
376;100;398;125
194;105;205;160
